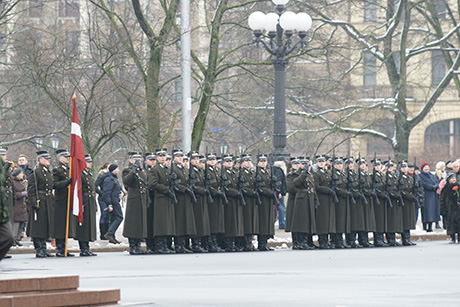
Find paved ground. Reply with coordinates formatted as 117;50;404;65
1;240;459;307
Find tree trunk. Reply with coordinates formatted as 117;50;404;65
146;46;162;150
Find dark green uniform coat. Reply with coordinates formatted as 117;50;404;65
172;165;196;236
53;162;76;239
122;164;148;239
349;170;366;232
291;170;319;234
361;171;376;232
285;169;299;233
75;169;97;242
207;166;225;234
149;163;175;236
333;170;350;234
223;168;244;237
240;167;259;235
27;164;54;239
386;172;404;233
191;165;210;237
313;167;336;235
372;171;387;233
146;165;155;239
400;173;416;230
256;167;275;236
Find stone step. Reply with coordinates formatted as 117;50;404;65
0;288;120;307
0;275;79;294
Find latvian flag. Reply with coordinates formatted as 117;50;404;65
70;93;87;223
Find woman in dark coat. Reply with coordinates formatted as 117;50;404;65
439;173;460;243
419;163;441;232
12;168;28;246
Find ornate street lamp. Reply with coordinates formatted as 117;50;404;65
50;135;60;150
35;137;43;149
238;142;246;155
220;141;229;156
248;0;312;163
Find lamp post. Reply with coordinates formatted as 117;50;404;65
238;142;246;155
220;141;229;156
248;0;312;163
50;135;60;150
35;137;43;150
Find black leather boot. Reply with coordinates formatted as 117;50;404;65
56;239;74;257
306;234;316;249
336;233;348;249
212;235;225;252
328;234;336;249
154;237;170;254
40;239;54;257
243;235;253;251
348;232;362;248
298;233;314;250
33;238;46;258
146;238;156;254
192;237;208;253
258;235;274;251
406;230;416;246
318;234;330;249
100;223;109;240
79;241;92;257
292;232;301;250
426;223;433;232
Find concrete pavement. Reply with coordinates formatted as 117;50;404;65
1;240;459;306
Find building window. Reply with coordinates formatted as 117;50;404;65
363;51;376;86
60;0;80;18
66;31;80;56
425;119;460;157
431;50;445;87
29;0;43;18
364;0;377;23
434;0;446;19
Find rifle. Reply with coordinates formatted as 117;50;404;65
371;152;381;205
219;157;229;205
188;157;198;204
330;149;340;204
346;154;357;205
357;153;368;206
204;147;214;204
168;148;178;204
237;162;246;206
32;165;40;221
384;157;393;208
254;161;262;206
397;162;405;207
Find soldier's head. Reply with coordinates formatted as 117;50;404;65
199;156;206;168
128;152;142;165
334;158;343;171
315;155;326;169
173;149;184;164
155;148;167;165
36;151;51;167
345;157;354;170
290;157;300;170
190;151;200;167
18;154;28;166
257;154;268;168
223;155;233;168
145;153;156;167
400;161;408;174
207;153;217;167
241;154;252;168
357;159;367;171
85;155;93;169
408;163;414;175
56;149;70;165
0;147;8;161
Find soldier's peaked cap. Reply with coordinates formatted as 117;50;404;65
241;154;251;161
55;149;70;157
145;152;155;160
223;154;233;161
128;151;142;159
36;150;51;159
189;151;200;158
316;155;326;162
207;153;217;159
173;149;184;156
258;154;268;161
155;148;167;155
85;154;93;162
371;159;382;165
0;147;7;154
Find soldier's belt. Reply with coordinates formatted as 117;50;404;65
241;182;250;187
83;192;97;197
38;190;52;196
128;188;147;193
207;179;217;184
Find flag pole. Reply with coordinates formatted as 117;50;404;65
65;92;77;257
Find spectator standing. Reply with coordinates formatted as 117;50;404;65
439;173;460;243
419;163;441;232
273;160;287;229
95;162;110;240
17;154;33;177
11;168;28;246
103;164;124;244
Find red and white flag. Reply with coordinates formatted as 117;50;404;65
70;93;86;223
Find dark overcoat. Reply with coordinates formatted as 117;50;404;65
285;169;299;233
372;171;387;233
191;165;211;237
53;162;76;239
386;172;403;233
333;169;350;234
75;169;97;242
361;172;376;232
349;170;366;232
27;164;54;239
440;182;460;235
400;172;416;230
313;167;336;235
291;170;318;234
207;166;225;234
419;171;441;223
148;163;175;236
240;167;259;235
172;165;196;236
256;167;275;236
223;168;244;237
12;179;28;222
122;164;148;239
